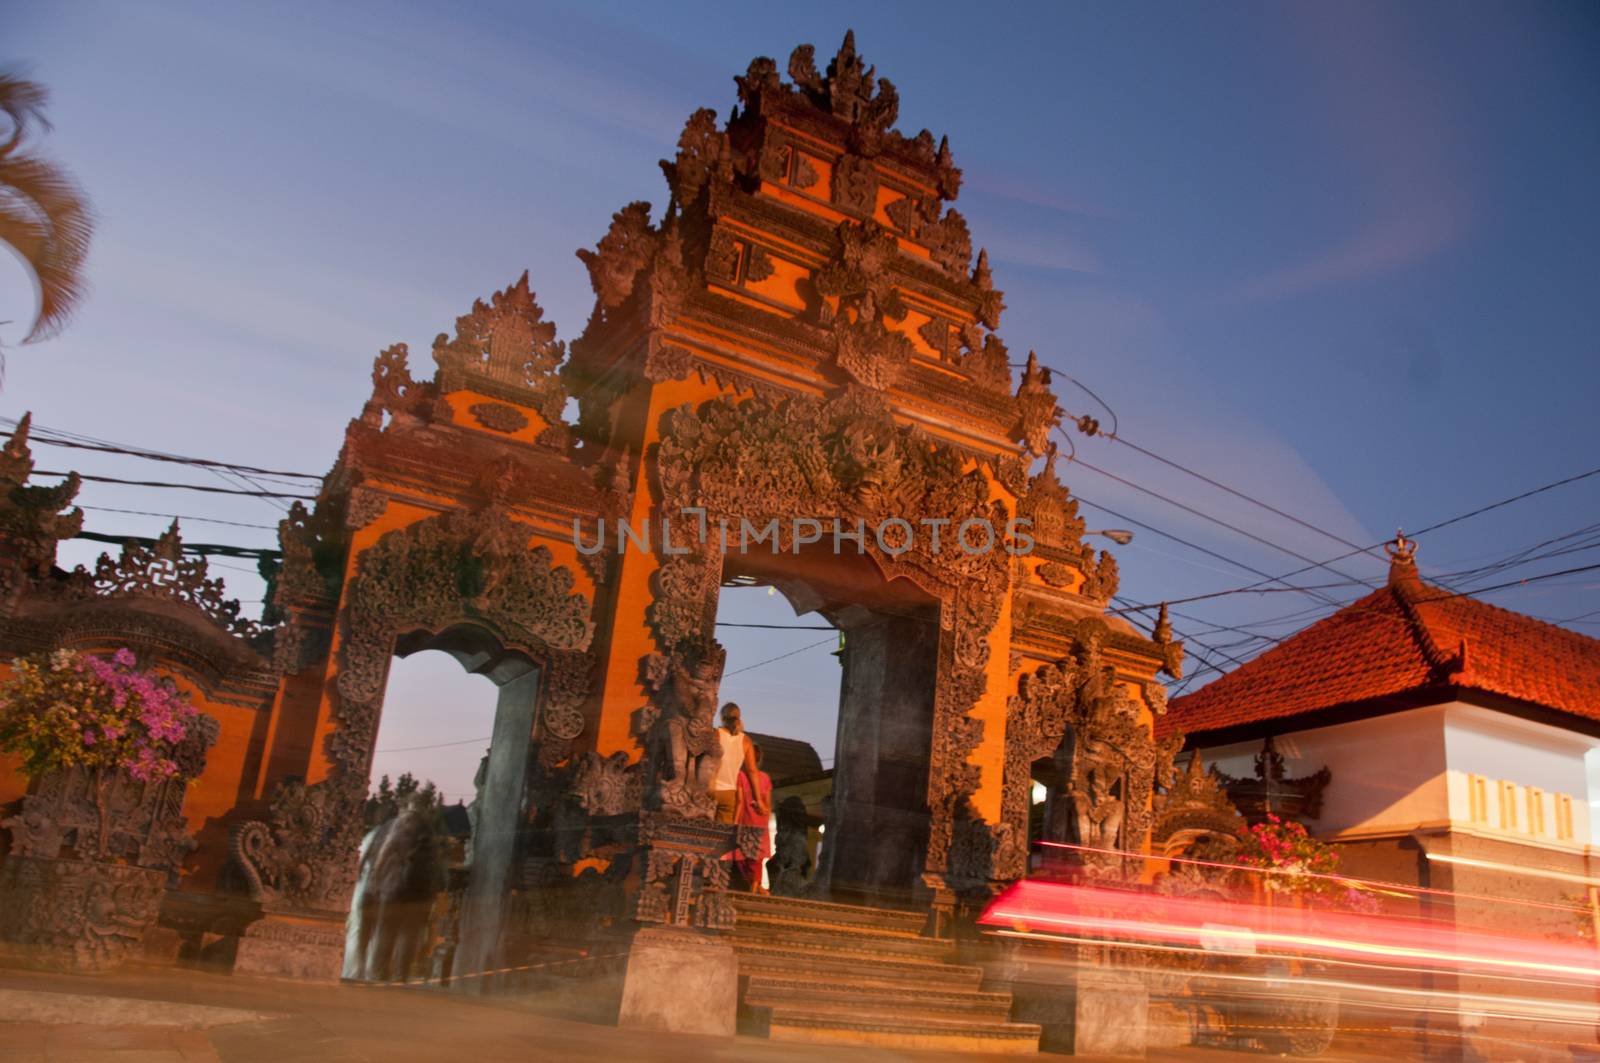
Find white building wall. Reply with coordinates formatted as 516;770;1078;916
1197;702;1599;850
1199;707;1450;837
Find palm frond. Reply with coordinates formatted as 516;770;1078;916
0;70;51;158
0;153;94;343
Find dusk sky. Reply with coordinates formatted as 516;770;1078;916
4;2;1597;802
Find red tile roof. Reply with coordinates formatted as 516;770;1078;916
1163;551;1600;738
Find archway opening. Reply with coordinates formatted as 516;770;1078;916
347;624;538;987
716;545;940;907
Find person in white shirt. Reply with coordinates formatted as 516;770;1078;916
712;702;758;824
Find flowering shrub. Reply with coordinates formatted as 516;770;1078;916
0;648;202;858
1236;814;1339;891
1235;813;1383;912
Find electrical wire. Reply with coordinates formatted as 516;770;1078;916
0;420;321;481
33;470;315;499
76;505;280;531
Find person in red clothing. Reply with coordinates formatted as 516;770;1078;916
733;742;773;893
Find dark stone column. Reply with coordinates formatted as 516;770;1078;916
453;667;539;983
824;608;938;903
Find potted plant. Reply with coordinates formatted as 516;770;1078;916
0;647;212;972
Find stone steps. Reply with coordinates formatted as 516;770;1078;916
744;974;1016;1021
763;1008;1043;1054
733;919;956;961
729;893;1040;1054
732;940;986;989
729;892;927;935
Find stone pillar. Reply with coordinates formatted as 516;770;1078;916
825;608;938;901
617;813;744;1036
454;668;539;982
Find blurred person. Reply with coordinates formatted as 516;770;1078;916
734;741;773;893
713;702;756;823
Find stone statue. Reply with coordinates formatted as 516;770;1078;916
649;639;725;820
767;796;812;897
1072;741;1126;850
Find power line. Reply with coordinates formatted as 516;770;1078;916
1;419;321;481
73;529;280;561
1067;451;1367;601
34;470;315;499
77;504;279;531
1111;463;1600;616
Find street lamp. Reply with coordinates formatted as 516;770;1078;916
1088;529;1134;545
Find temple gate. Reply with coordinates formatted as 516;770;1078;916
0;31;1187;1045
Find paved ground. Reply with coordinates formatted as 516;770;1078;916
0;963;1574;1062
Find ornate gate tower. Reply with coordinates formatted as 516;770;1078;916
0;32;1185;1029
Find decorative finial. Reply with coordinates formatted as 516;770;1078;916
972;248;992;291
1386;528;1417;564
1154;602;1173;645
1386;528;1420;588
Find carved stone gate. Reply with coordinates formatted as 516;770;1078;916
1;32;1186;993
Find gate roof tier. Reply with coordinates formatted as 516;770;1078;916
564;32;1044;466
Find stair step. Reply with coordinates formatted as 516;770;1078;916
764;1007;1042;1054
734;920;954;960
744;975;1015;1021
729;892;926;935
733;941;986;989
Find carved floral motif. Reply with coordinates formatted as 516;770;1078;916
469;402;531;434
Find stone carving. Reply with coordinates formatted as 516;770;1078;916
232;505;597;912
1152;602;1185;679
745;243;776;283
640;637;726;820
634;813;739;930
767;795;813;897
971;248;1005;330
1003;621;1183;875
956;323;1012;394
788;32;899;151
433;272;568;423
367;343;440;429
660;107;731;211
344;488;389;532
918;315;952;360
0;412;82;593
924;208;973;277
468;402;530;434
642;340;694;384
1151;753;1246;862
831;153;879;215
577;201;659;312
59;521;262;640
1012;352;1061;458
229;777;357;911
1016;446;1086;551
0;855;165;973
815;222;914;390
1079;548;1120;604
705;227;739;283
1216;736;1331;824
571;751;641;817
2;712;219;880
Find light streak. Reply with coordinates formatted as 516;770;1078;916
1036;839;1591;915
981;881;1600;982
1424;851;1600;888
986;930;1600;1026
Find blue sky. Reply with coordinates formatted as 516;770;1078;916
4;2;1597;799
